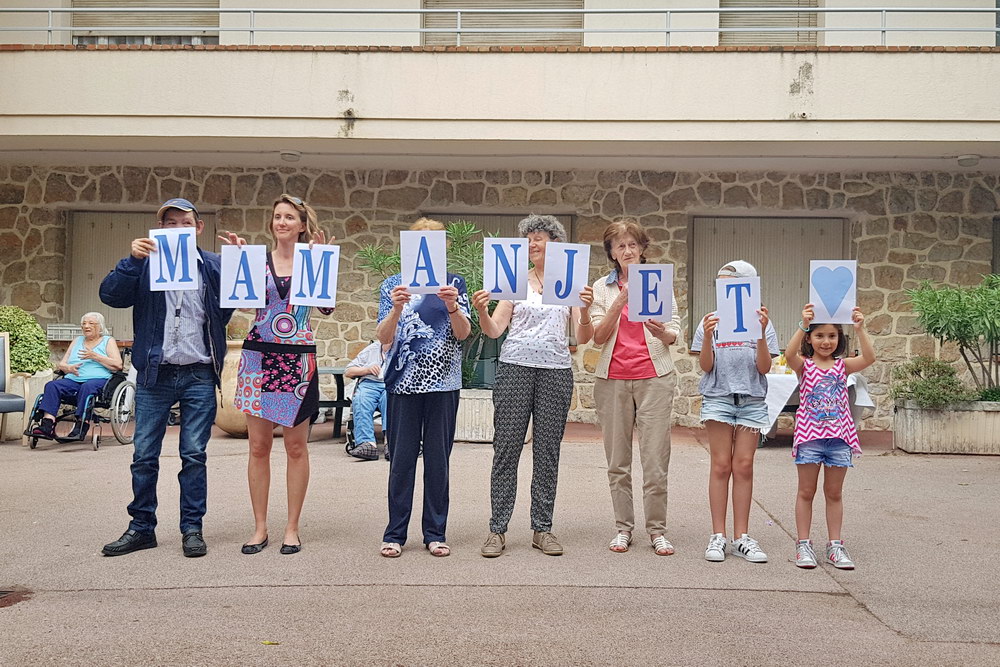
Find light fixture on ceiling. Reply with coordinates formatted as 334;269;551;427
956;154;981;167
279;150;302;163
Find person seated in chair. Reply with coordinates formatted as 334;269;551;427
345;340;391;461
31;312;123;441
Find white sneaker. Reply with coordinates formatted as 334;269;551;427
730;534;768;563
795;539;818;569
826;540;855;570
705;533;727;562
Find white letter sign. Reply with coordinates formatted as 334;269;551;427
541;242;590;308
290;243;341;308
148;227;199;291
715;276;761;343
628;264;674;322
809;260;857;324
220;245;267;308
483;238;528;301
400;230;447;294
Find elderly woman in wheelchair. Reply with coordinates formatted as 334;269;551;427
29;312;123;442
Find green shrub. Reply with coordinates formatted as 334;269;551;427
891;357;978;409
979;387;1000;402
0;306;52;374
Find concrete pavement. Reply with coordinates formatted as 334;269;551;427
1;424;998;666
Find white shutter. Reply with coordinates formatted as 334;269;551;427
690;216;847;350
72;0;219;32
720;0;818;46
422;0;584;47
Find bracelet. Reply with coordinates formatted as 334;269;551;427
578;318;592;326
448;307;458;314
798;320;810;332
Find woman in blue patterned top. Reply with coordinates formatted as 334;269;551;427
376;218;471;559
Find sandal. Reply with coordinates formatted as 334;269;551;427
609;532;632;553
380;542;402;558
426;541;451;557
651;535;675;556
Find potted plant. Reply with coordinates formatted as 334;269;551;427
215;317;251;437
357;221;501;442
892;275;1000;454
0;306;55;442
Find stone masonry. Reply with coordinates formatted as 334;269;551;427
0;164;996;429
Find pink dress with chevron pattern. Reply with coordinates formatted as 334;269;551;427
792;358;861;457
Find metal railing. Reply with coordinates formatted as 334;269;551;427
1;6;998;47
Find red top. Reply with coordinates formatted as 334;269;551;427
608;298;657;380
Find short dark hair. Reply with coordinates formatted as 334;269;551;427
800;323;848;359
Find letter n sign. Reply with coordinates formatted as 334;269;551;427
290;243;341;308
148;227;199;291
627;264;673;322
482;238;528;301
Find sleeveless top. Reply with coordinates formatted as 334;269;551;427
67;335;113;383
499;288;572;370
793;358;862;456
243;255;332;352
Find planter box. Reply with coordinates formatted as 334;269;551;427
455;388;495;443
894;400;1000;455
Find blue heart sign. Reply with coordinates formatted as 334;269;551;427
809;260;857;324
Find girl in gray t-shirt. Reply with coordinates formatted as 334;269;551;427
688;261;778;566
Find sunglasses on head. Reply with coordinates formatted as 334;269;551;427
285;195;304;206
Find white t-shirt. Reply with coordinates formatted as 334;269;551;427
499;289;572;369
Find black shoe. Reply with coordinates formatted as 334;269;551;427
241;536;268;555
182;531;208;558
29;417;56;440
280;542;302;555
102;529;157;556
65;420;89;442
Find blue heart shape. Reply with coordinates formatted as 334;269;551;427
812;267;854;316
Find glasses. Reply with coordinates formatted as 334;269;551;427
284;195;304;206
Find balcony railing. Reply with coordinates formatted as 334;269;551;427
1;6;998;47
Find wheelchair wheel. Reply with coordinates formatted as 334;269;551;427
92;428;100;451
29;437;38;449
110;380;136;445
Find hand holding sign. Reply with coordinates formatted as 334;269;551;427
809;260;856;324
147;227;199;291
541;242;591;308
401;230;447;294
715;276;761;343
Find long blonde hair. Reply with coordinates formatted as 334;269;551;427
272;193;320;243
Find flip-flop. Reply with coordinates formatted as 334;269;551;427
380;541;402;558
426;541;450;557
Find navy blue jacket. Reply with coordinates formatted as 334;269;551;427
99;249;233;388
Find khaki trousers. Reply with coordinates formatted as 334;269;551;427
594;373;676;535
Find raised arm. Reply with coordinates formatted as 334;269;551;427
376;284;407;346
472;290;514;339
784;303;814;375
844;308;876;375
571;285;595;345
755;306;774;375
593;284;627;346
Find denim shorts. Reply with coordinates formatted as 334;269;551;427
795;438;854;468
700;394;769;431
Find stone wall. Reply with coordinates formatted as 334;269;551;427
1;164;996;429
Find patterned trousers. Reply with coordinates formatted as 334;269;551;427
489;362;575;534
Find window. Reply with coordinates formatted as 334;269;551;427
422;0;584;47
72;0;219;47
690;216;848;349
68;211;217;341
719;0;818;46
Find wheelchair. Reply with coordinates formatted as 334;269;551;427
343;379;384;455
24;370;137;451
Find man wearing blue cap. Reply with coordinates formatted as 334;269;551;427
99;198;237;557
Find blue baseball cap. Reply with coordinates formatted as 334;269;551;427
157;198;200;220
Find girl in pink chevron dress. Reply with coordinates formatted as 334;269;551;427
232;194;333;556
785;302;875;571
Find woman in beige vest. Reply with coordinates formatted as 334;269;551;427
589;219;681;556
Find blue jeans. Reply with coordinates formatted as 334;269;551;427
127;363;216;535
352;379;388;445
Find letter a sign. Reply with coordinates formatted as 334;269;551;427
220;245;267;308
148;227;199;291
290;243;341;308
400;230;447;294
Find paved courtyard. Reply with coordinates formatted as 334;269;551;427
1;424;998;666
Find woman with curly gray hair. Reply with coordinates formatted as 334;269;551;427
472;214;594;558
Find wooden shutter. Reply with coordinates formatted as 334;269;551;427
422;0;584;46
719;0;818;46
72;0;219;32
690;216;847;349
